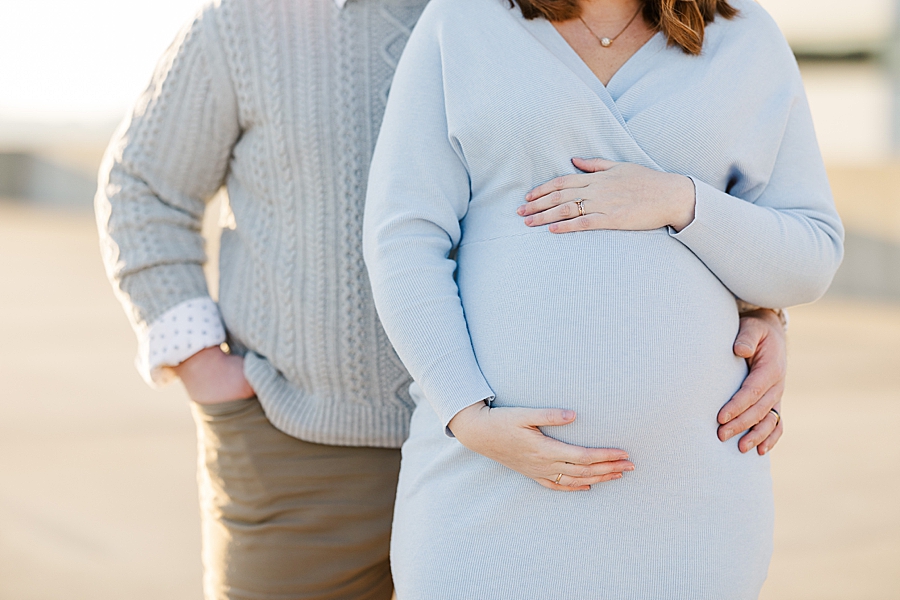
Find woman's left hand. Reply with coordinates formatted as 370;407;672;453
519;157;696;233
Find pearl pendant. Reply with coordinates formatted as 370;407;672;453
600;37;612;47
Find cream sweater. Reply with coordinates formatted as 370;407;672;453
96;0;428;447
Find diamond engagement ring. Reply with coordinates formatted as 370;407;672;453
575;199;585;217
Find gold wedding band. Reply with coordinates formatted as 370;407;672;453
575;199;585;217
769;408;781;426
555;473;564;485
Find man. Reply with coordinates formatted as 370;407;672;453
96;0;787;598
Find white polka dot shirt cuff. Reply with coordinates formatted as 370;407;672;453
137;297;227;387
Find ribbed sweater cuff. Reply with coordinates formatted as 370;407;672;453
417;348;495;436
119;262;211;326
668;177;747;269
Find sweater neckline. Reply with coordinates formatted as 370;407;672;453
517;15;666;117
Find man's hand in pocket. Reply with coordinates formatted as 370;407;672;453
173;346;254;405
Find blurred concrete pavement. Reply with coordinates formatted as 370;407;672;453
0;201;898;599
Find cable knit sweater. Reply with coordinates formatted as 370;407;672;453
95;0;428;448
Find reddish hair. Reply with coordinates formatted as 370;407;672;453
511;0;738;55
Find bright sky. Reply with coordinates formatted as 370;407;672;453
0;0;204;122
0;0;894;124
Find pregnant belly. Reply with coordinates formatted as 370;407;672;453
456;228;747;454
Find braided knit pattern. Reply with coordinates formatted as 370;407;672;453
96;0;427;447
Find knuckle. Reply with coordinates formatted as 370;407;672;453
745;385;765;400
554;176;568;188
559;204;571;218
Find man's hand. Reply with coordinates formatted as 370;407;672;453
448;403;634;491
173;346;255;405
718;309;786;455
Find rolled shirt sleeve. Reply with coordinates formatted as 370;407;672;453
138;297;226;386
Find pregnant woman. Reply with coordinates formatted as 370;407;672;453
364;0;843;597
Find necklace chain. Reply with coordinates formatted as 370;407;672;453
578;6;642;48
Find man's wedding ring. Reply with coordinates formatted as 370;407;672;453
575;199;585;217
769;408;781;426
555;473;564;485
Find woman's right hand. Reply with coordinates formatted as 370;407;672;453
448;403;634;491
173;346;255;405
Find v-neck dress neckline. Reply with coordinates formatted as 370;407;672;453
517;15;666;126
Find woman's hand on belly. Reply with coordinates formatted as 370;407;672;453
447;402;635;491
518;157;696;233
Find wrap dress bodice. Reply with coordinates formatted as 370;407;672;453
363;0;843;597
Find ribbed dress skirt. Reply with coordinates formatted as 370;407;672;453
390;229;774;599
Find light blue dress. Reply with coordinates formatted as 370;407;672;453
363;0;844;598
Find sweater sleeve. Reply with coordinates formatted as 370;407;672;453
669;92;844;308
363;20;495;432
95;6;239;338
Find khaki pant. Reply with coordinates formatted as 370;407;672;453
191;398;401;600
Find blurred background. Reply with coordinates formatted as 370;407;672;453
1;0;898;598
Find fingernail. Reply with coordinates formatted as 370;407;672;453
734;342;752;356
524;216;533;225
561;410;575;420
625;465;635;471
525;193;532;201
613;473;622;479
517;206;525;215
722;429;732;439
721;413;731;422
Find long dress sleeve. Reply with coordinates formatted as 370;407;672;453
670;91;844;308
95;7;240;338
363;24;494;431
